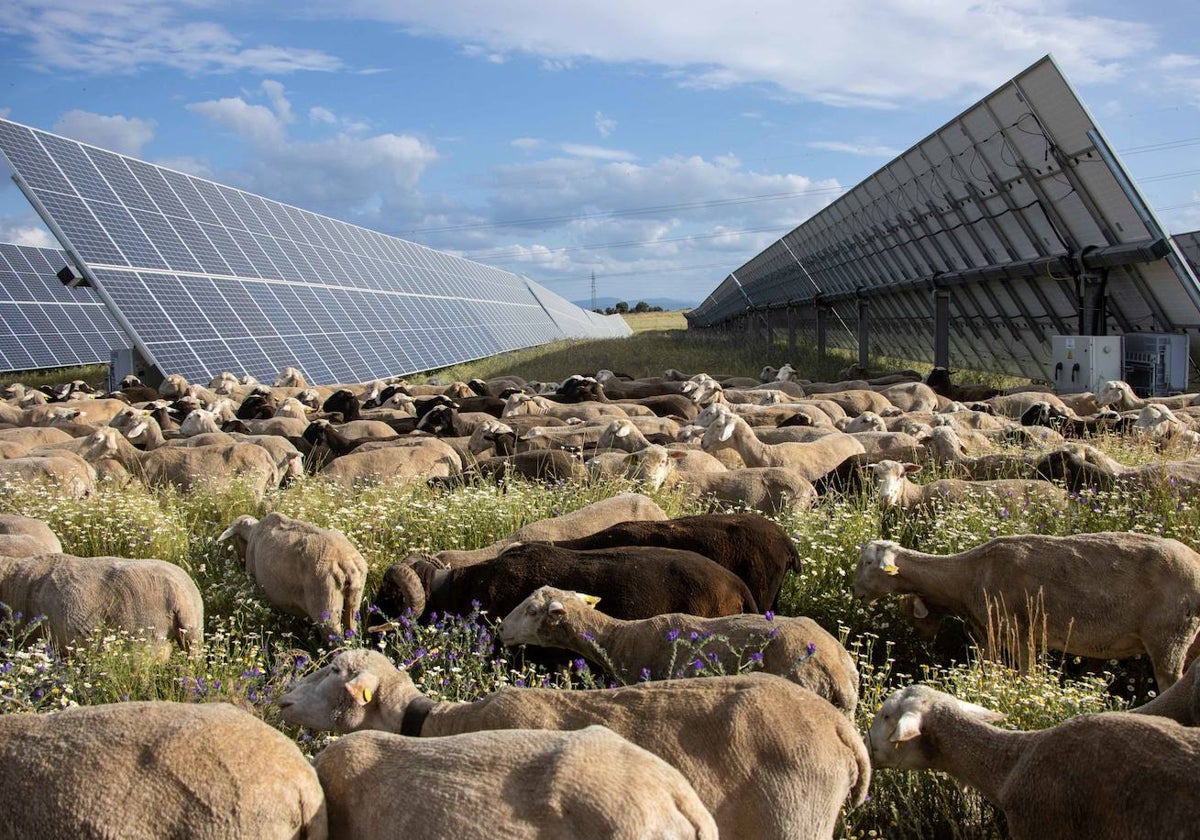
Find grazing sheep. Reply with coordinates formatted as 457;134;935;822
868;459;1068;512
701;413;864;481
316;437;460;490
279;649;869;840
1097;378;1199;411
503;393;634;421
924;367;999;402
853;534;1200;688
633;445;817;515
0;426;74;448
500;587;858;715
0;514;62;557
219;512;367;634
377;542;758;622
84;428;282;499
314;725;717;840
273;366;309;388
876;381;938;413
158;373;190;399
0;553;203;655
0;701;327;839
548;512;800;611
869;684;1200;840
409;493;669;569
986;391;1075;420
0;452;96;498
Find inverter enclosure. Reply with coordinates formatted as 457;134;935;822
1050;336;1122;395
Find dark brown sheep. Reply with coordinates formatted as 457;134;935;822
376;543;759;622
547;513;800;611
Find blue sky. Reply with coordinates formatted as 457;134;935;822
1;1;1198;307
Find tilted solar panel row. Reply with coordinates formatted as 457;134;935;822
0;118;629;385
0;243;130;372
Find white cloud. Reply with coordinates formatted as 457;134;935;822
807;140;902;158
0;220;56;248
560;143;637;162
187;82;438;221
462;44;507;64
52;110;157;156
152;156;213;178
0;108;9;120
327;1;1157;107
188;97;287;147
511;137;543;150
2;1;345;75
594;111;617;138
1156;54;1200;71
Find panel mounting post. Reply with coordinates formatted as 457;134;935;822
786;305;797;357
765;307;775;347
816;305;829;361
1077;271;1108;336
934;289;951;369
857;297;871;369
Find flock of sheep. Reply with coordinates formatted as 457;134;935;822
2;360;1200;838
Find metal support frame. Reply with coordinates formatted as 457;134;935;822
857;298;871;368
816;306;829;360
786;306;797;356
933;289;951;369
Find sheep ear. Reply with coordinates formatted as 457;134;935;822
910;595;929;619
344;671;380;706
719;418;737;442
615;424;631;437
668;450;687;459
903;462;921;474
891;710;923;742
217;525;238;542
879;555;900;576
547;600;566;617
954;698;1006;724
575;593;600;608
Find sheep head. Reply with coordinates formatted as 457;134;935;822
375;561;428;620
277;649;414;733
1095;380;1131;409
853;539;905;602
868;685;1005;770
159;373;190;399
217;515;258;558
180;408;220;437
498;585;601;648
869;460;920;508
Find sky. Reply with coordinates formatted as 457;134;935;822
0;1;1198;308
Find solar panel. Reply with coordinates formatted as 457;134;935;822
0;119;630;386
690;55;1200;380
0;243;131;373
1175;231;1200;276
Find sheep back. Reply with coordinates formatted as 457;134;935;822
0;701;326;839
0;553;203;653
549;512;799;610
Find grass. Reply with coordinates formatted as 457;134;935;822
0;363;108;391
1;331;1179;838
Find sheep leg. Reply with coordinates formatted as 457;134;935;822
342;582;364;635
1146;626;1200;691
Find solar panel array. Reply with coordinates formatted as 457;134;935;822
690;56;1200;380
0;118;629;385
0;243;130;372
1176;230;1200;276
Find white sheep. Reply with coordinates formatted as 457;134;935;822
273;366;309;388
0;452;96;498
0;514;62;557
316;437;461;490
700;412;864;481
869;684;1200;840
631;445;815;514
853;534;1200;688
315;725;716;839
500;586;858;715
1097;379;1199;412
868;459;1068;512
0;701;326;838
219;511;368;634
279;649;869;840
0;553;203;656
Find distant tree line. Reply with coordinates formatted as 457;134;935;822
595;300;664;315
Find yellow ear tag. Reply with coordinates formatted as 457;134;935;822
579;594;601;608
881;562;900;576
362;687;373;703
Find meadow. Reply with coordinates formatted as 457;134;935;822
0;323;1187;838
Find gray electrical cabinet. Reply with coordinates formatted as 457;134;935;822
1050;336;1123;394
1123;333;1190;396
